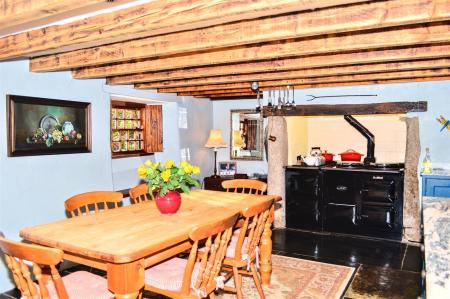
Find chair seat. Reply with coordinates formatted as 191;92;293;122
145;257;200;292
21;271;112;299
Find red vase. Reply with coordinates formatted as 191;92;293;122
154;190;181;214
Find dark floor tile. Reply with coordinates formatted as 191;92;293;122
345;264;422;299
273;228;407;269
402;244;423;272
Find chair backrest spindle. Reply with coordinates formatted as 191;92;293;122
222;179;267;195
0;235;70;299
64;191;123;217
129;183;152;204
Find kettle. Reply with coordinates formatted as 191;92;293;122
310;147;322;157
303;155;326;166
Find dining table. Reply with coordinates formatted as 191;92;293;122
20;189;279;298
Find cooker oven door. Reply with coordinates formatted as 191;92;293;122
324;203;358;233
360;204;395;229
360;174;397;204
323;171;358;233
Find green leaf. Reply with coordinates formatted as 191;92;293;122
179;183;190;194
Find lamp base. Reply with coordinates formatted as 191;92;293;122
210;174;221;178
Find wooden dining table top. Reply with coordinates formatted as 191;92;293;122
20;190;278;264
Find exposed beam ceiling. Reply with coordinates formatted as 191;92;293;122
72;22;450;79
0;0;365;59
154;76;450;93
1;0;450;99
0;0;114;37
106;45;450;85
30;0;450;72
125;59;450;88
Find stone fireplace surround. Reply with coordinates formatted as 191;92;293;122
267;116;421;243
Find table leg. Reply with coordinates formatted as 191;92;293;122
107;259;144;299
260;206;274;285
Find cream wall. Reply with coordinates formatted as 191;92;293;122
287;114;407;163
286;117;308;165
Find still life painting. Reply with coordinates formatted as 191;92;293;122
7;95;91;157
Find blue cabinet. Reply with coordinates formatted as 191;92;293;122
422;175;450;197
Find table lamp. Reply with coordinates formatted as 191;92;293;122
232;130;245;156
205;129;227;178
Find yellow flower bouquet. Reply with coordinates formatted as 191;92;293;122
137;159;201;197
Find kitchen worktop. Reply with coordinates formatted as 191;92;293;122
422;168;450;176
422;196;450;298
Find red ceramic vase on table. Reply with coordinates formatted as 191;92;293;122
137;159;201;215
154;190;182;214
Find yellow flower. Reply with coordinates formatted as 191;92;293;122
137;165;147;178
180;160;189;169
161;169;171;182
144;160;153;167
192;166;201;174
165;159;175;169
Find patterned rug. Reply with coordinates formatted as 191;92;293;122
217;255;355;299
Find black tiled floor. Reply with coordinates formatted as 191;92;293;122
344;265;422;299
1;228;423;298
273;228;408;270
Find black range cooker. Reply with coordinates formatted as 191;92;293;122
285;115;405;241
285;162;404;240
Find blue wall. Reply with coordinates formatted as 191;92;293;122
0;60;213;292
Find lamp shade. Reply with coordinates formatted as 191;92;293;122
205;129;227;148
232;130;245;148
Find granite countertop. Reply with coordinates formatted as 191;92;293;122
423;196;450;298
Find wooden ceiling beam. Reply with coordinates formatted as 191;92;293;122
263;101;427;117
186;92;257;98
107;44;450;85
73;22;450;79
0;0;366;60
126;58;450;88
177;89;255;96
149;75;450;93
30;0;450;72
0;0;110;36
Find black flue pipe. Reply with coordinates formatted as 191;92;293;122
344;115;376;164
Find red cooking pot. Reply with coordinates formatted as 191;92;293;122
339;149;364;161
322;150;334;162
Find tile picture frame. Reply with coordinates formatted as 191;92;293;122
7;94;92;157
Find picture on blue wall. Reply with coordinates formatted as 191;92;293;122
7;95;91;157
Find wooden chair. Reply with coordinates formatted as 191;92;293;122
64;191;123;217
222;199;274;299
222;179;267;195
144;213;240;299
129;183;152;204
0;234;111;299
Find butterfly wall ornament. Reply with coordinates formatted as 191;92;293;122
437;115;450;132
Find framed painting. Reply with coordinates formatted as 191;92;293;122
7;95;91;157
218;161;237;176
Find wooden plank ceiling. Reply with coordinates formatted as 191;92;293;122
1;0;450;100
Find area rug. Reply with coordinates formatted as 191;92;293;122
217;255;355;299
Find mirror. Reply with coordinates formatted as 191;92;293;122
230;109;264;160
